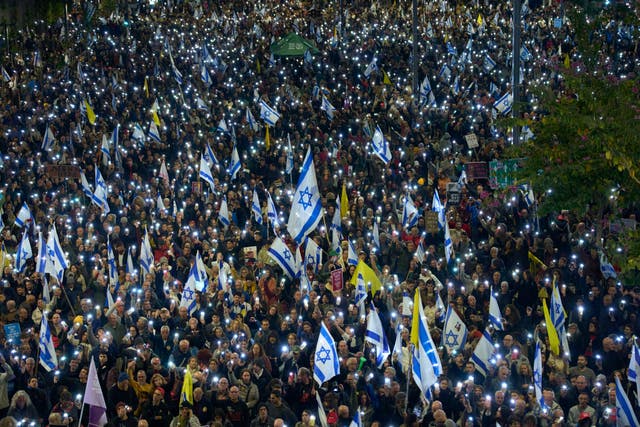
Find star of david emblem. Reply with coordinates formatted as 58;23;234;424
283;250;291;261
445;330;459;348
183;288;194;301
307;254;315;265
316;346;332;364
533;368;541;385
298;187;313;210
555;305;561;315
21;248;28;260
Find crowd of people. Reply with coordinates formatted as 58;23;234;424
0;0;637;426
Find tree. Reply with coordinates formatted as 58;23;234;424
505;2;640;279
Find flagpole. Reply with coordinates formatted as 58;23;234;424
405;342;414;415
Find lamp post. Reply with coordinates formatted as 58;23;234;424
412;0;418;95
512;0;522;144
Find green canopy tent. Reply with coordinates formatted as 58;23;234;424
270;32;320;57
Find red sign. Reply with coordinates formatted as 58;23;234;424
330;268;343;292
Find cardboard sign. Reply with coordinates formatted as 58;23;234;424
425;211;439;234
465;162;489;180
464;133;479;149
44;164;81;179
330;268;343;292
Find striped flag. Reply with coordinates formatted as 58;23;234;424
411;291;442;398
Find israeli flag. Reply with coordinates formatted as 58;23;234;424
196;97;208;111
471;328;496;377
304;49;313;65
371;125;391;164
312;85;320;100
139;228;154;275
616;376;639;427
446;41;457;55
132;123;145;142
444;221;453;263
35;232;47;275
218;197;230;228
436;292;446;323
287;147;323;244
489;292;504;330
365;305;391;368
217;118;229;133
285;134;294;175
259;99;281;126
551;280;570;357
148;122;161;143
1;67;10;82
331;200;341;235
268;236;298;279
372;221;380;249
494;92;513;115
15;230;32;273
439;64;451;82
321;95;336;121
39;314;58;372
180;263;199;316
364;58;378;78
442;305;467;354
628;342;640;407
45;225;69;283
126;247;135;276
195;250;208;291
201;64;212;86
533;341;545;410
227;145;241;180
245;107;259;132
313;321;340;385
451;75;460;96
402;194;419;229
520;46;532;62
41;125;55;152
412;292;442;397
305;237;322;273
172;65;183;85
94;167;110;213
483;54;496;72
202;44;212;62
599;250;617;279
349;408;363;427
101;134;112;165
354;272;367;311
107;237;120;292
252;190;263;225
347;240;358;266
15;202;32;228
204;142;219;169
414;241;425;264
266;190;278;231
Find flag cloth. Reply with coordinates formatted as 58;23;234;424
39;313;58;371
148;122;161;143
107;237;120;292
442;305;468;354
199;153;215;192
340;183;349;218
228;146;241;180
15;202;32;228
471;328;496;377
150;100;161;126
599;250;617;279
218;197;230;228
83;358;108;427
126;247;134;276
528;251;547;277
45;225;69;283
411;291;442;398
287;147;323;244
266;191;278;232
354;272;367;314
94;167;110;213
217;118;229;133
246;107;259;132
483;54;496;72
542;298;560;355
259;99;281;126
350;260;381;296
365;305;391;368
331;199;342;235
159;160;169;184
628;342;640;407
489;292;504;330
382;69;392;85
371;125;391;164
180;369;194;406
252;190;263;225
305;237;322;273
132;123;145;142
402;194;419;229
41;125;55;152
444;221;453;263
432;190;446;229
139;228;154;275
364;58;378;78
550;278;570;357
36;232;47;275
285;134;294;175
268;237;298;279
347;240;358;267
180;263;199;316
313;321;340;385
494;92;513;115
143;76;149;98
321;95;336;120
349;408;363;427
533;341;544;410
84;99;96;125
316;392;328;427
615;376;640;427
436;292;446;323
15;230;32;273
1;67;10;83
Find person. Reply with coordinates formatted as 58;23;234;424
107;402;138;427
6;391;38;424
0;356;14;418
250;404;274;427
107;373;139;419
170;401;201;427
139;387;172;427
221;386;249;427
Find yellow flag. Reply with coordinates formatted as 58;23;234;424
563;54;570;69
256;59;261;74
180;369;193;405
542;298;560;355
382;69;392;85
349;260;381;296
84;99;96;125
528;251;547;277
265;124;270;150
150;99;161;126
340;182;349;218
477;14;483;26
144;76;149;98
410;290;423;346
